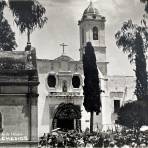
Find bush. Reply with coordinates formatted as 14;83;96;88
117;100;148;130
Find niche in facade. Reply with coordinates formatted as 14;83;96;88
62;80;67;92
48;75;56;87
72;76;80;88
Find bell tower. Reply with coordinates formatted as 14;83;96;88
78;2;107;75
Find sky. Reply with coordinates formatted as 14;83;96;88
4;0;146;76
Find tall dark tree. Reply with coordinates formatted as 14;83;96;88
135;33;147;100
83;42;101;132
0;0;17;51
115;20;148;100
8;0;47;48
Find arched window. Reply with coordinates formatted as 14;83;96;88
62;81;67;92
93;26;98;40
72;76;80;88
48;75;56;87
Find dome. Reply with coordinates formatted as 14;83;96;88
83;2;99;17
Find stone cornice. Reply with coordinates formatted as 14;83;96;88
0;69;37;76
0;81;39;86
0;93;39;97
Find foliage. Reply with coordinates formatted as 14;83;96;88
8;0;47;33
0;17;17;51
140;0;148;13
115;20;148;100
117;101;148;129
83;42;101;114
0;0;47;48
0;0;6;12
134;33;147;100
0;0;17;51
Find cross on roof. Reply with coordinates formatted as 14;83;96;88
60;43;68;55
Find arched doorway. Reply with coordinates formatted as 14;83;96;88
52;103;81;130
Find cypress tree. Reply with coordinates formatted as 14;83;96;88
135;33;147;100
83;42;101;132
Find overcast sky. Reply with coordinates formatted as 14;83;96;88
4;0;146;76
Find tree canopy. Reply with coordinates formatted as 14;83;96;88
117;101;148;129
115;20;148;100
140;0;148;13
0;0;47;50
0;0;6;12
8;0;47;46
0;0;17;51
9;0;47;33
0;16;17;51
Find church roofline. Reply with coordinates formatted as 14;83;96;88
78;16;106;25
37;58;80;63
108;75;135;78
54;54;75;61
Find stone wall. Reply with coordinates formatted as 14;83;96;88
0;49;39;148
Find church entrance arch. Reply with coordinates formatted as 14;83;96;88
52;103;81;130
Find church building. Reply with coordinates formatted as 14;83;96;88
0;1;137;146
37;2;136;137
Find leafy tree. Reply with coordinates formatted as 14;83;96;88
8;0;47;48
115;20;147;100
117;100;148;141
117;101;148;129
0;0;17;51
140;0;148;13
83;42;101;132
0;0;6;11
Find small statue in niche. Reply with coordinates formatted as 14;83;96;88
62;81;67;92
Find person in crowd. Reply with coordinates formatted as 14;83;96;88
39;127;148;148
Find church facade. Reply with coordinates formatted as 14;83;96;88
37;2;136;137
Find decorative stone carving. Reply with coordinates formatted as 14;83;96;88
0;50;36;72
54;103;81;119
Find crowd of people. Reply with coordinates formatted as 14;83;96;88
39;128;148;148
